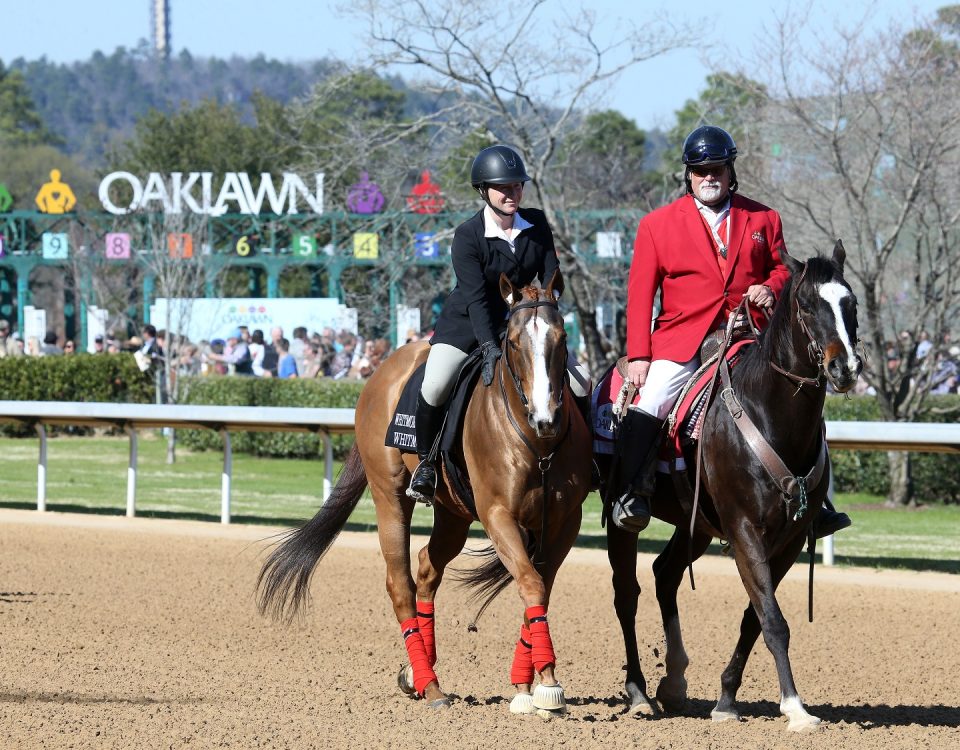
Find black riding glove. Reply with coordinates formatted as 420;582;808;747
480;341;502;387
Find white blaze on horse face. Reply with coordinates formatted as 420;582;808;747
525;315;553;422
818;282;858;370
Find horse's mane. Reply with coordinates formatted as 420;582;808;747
735;253;840;394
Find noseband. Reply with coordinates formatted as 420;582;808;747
502;297;563;409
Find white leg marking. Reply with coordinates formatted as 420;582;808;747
525;317;552;423
818;282;858;371
780;694;822;731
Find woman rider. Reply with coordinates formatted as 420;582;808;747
407;145;591;502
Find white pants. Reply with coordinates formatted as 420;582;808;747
421;343;591;407
634;355;700;420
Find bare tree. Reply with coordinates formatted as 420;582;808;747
736;8;960;505
340;0;693;372
132;211;211;464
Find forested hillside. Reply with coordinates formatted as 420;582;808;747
7;46;342;164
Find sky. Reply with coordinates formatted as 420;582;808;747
0;0;950;131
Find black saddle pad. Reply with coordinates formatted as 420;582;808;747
384;350;482;454
385;350;483;517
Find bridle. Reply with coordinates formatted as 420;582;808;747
768;264;828;391
501;297;564;410
496;294;570;568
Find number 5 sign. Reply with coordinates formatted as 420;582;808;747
292;234;317;258
105;233;131;259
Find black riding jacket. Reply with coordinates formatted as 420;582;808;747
430;207;559;353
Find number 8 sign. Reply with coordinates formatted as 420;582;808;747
105;233;131;259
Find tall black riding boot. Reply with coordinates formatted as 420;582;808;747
406;394;445;504
813;496;852;538
611;407;665;533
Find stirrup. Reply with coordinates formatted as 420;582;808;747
611;492;651;533
406;459;437;505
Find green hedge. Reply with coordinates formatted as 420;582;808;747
177;376;365;460
824;395;960;503
0;354;154;436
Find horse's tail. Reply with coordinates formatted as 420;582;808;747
453;534;537;629
257;444;368;622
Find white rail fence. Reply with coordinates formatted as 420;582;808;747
0;401;957;564
0;401;356;524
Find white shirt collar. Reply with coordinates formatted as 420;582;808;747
483;206;533;241
694;196;731;224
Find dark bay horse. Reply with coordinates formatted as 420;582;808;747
603;242;861;731
257;270;591;717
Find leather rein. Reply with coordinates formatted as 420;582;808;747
498;296;570;566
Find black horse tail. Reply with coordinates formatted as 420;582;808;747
453;534;537;630
257;444;368;622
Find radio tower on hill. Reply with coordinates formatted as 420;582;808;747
151;0;171;60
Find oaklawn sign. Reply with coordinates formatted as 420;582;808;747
98;171;324;216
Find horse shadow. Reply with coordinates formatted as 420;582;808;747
565;695;960;727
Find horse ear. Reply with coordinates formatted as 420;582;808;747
780;246;803;276
499;273;521;306
832;239;846;274
544;269;564;300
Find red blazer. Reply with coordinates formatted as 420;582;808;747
627;193;791;363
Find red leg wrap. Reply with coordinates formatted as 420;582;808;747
510;623;534;686
525;605;556;673
400;617;437;696
416;600;436;667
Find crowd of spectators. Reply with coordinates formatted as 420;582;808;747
0;317;417;384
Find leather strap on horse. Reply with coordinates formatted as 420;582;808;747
497;346;571;569
686;299;760;589
718;358;828;521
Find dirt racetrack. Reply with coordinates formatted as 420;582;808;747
0;509;957;750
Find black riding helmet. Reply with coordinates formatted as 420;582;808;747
471;145;531;216
682;125;739;195
470;145;530;188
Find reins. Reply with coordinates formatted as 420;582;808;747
498;296;570;567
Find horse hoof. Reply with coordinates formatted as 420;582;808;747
710;708;742;723
626;695;657;717
533;683;566;711
427;697;452;710
786;714;822;732
655;680;688;714
509;693;536;715
397;664;416;698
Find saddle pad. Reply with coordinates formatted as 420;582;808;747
384;351;482;453
591;340;753;456
668;339;753;452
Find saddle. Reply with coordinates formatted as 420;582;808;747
385;351;483;518
590;338;753;458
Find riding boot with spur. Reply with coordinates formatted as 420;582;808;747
406;394;445;504
611;406;665;533
813;496;852;538
572;392;602;490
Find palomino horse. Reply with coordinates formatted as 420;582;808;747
258;270;591;717
602;242;861;731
